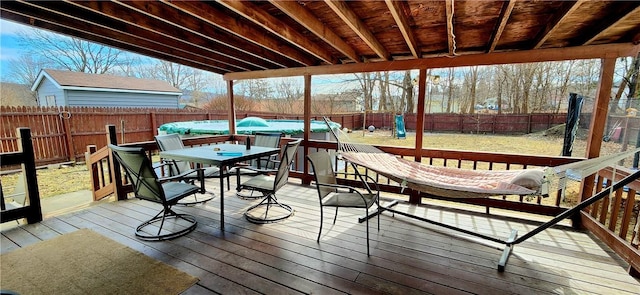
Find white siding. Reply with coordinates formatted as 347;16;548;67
66;90;179;108
36;79;65;106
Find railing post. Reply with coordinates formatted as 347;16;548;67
18;128;43;223
106;125;126;200
85;145;100;200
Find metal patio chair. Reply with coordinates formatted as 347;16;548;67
109;144;199;241
307;150;380;256
238;139;301;223
155;133;227;204
233;132;282;199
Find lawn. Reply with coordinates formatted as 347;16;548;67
0;129;628;200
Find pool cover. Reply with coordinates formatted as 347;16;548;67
159;118;341;135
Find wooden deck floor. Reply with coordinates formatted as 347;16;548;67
2;179;639;294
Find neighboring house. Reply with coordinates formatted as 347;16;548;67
31;69;182;108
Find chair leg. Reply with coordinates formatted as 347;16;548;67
244;193;293;223
332;207;338;224
135;207;197;241
365;207;370;256
317;205;324;242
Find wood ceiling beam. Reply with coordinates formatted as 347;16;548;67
582;5;640;46
445;0;456;56
112;0;293;70
66;1;263;72
268;0;360;63
162;0;317;67
324;0;390;60
488;0;516;52
385;0;420;58
2;1;233;74
533;0;586;49
217;0;337;65
224;43;639;81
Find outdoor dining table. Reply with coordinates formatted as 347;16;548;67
159;143;281;230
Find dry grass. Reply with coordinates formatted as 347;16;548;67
0;129;629;200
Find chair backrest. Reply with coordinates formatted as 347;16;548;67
307;151;338;199
109;144;166;204
251;132;282;168
155;134;192;175
272;139;302;192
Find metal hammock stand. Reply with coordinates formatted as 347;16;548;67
322;117;640;271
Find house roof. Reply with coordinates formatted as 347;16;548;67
3;1;639;80
31;69;182;95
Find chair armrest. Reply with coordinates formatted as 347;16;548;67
314;182;374;205
338;173;381;194
314;182;359;193
157;167;203;182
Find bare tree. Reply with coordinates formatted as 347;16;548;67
7;55;46;86
16;29;125;74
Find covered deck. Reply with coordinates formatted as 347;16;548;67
3;179;639;294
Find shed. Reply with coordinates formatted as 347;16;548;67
31;69;182;108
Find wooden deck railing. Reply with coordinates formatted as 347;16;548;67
581;167;640;276
86;125;639;276
0;128;42;224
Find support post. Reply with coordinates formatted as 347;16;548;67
303;74;312;185
579;57;616;219
227;80;237;135
18;128;42;224
107;125;126;200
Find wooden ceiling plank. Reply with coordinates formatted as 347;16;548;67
224;43;640;81
268;0;360;63
385;0;420;58
217;0;337;64
115;0;293;70
583;5;640;45
445;0;456;56
488;0;517;52
65;0;259;72
324;0;390;60
162;0;317;67
0;7;228;74
533;0;586;49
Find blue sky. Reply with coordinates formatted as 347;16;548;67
0;19;30;82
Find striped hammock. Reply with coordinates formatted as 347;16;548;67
340;147;640;199
326;117;640;199
340;151;544;198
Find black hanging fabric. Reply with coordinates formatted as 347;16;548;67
562;93;584;157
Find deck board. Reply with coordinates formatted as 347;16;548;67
2;179;639;294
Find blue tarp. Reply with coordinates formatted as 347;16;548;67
159;118;341;135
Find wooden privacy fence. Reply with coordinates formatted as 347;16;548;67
5;105;630;166
0;106;361;166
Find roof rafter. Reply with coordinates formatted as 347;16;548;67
217;0;337;65
445;0;456;56
111;1;295;70
66;1;263;72
385;0;420;58
582;4;640;45
3;1;234;74
268;0;360;63
324;0;390;60
533;0;586;49
488;0;516;52
161;0;317;67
